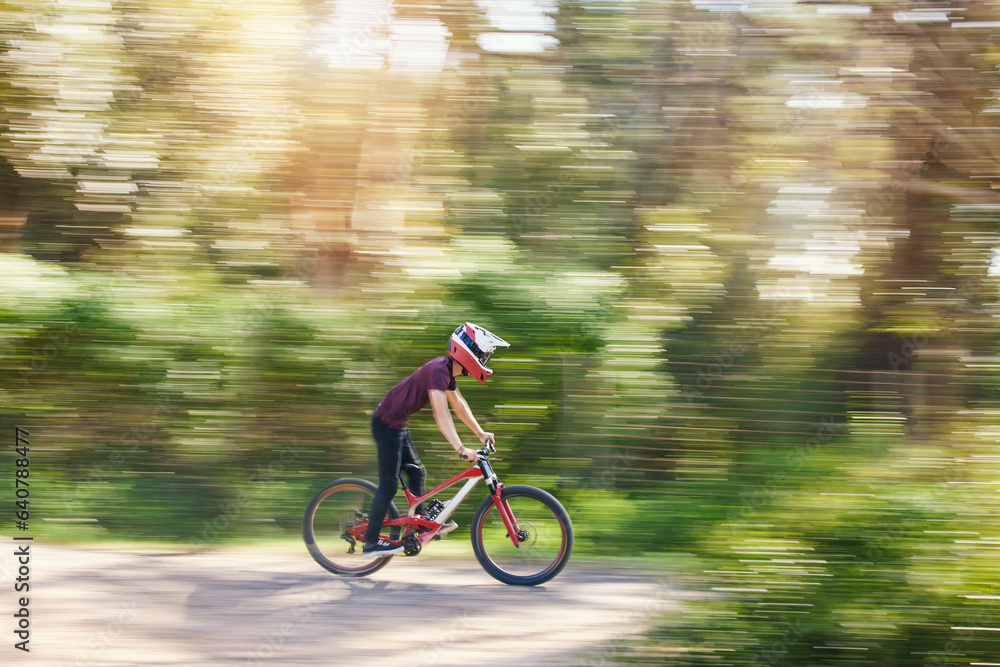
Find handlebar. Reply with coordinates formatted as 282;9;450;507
461;438;494;460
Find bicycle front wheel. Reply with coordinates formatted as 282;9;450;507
303;478;399;577
472;485;573;586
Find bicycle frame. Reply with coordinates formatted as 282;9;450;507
304;437;572;585
370;458;524;549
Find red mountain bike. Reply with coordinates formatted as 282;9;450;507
302;440;572;586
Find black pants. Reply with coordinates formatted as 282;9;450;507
363;415;426;545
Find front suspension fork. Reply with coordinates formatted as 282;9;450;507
491;484;523;547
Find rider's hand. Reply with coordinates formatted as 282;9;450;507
459;446;478;462
478;432;495;446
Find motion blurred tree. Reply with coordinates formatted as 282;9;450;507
1;9;1000;663
0;0;305;273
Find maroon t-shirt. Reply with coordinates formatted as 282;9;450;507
374;357;457;429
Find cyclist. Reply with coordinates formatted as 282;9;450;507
362;322;509;558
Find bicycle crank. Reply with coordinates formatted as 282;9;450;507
402;533;422;556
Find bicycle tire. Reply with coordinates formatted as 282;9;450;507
471;485;573;586
303;477;399;577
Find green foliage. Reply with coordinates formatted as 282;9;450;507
1;1;1000;664
619;432;1000;665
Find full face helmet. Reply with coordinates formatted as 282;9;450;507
448;323;509;383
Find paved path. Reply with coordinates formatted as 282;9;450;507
1;541;685;666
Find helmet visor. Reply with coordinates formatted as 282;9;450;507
457;327;493;366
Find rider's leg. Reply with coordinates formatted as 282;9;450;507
398;430;455;535
363;416;404;545
399;430;427;514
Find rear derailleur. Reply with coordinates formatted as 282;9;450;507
341;510;366;554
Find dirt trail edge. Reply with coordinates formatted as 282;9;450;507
3;541;687;666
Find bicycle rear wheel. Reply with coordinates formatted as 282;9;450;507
472;485;573;586
303;478;399;577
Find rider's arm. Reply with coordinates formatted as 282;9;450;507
447;388;495;447
446;387;483;437
429;389;477;462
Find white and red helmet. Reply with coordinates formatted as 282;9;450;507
448;323;509;383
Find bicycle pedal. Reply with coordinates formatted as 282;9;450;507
402;534;422;556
